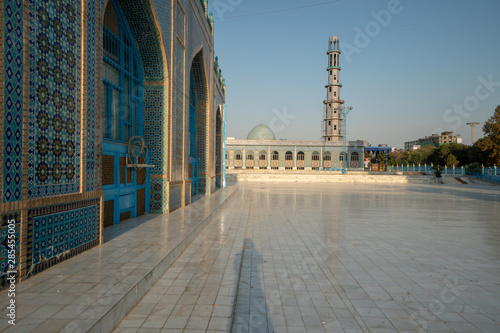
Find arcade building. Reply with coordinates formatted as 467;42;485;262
0;0;226;288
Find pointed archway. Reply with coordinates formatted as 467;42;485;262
100;0;169;217
189;51;209;195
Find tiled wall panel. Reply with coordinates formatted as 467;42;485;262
86;0;98;192
26;199;100;278
2;0;23;202
27;0;82;198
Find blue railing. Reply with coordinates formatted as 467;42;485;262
470;172;500;184
387;165;500;183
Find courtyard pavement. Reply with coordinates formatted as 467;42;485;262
113;182;500;333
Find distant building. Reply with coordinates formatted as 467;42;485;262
404;131;462;151
226;125;366;171
365;146;393;165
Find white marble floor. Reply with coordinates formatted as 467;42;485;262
4;182;500;333
115;182;500;333
0;187;236;333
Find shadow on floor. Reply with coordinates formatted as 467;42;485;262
232;238;275;333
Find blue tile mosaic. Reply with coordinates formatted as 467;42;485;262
144;87;168;177
86;0;97;192
32;206;98;265
150;178;168;213
116;0;166;82
3;0;23;203
27;0;82;198
26;199;100;278
0;211;20;290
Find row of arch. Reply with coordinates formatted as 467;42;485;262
229;150;360;170
234;151;359;161
101;0;222;222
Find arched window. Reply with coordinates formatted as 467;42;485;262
312;151;320;170
323;152;331;169
234;151;242;169
340;152;347;161
103;0;143;142
271;151;279;170
297;151;305;170
351;152;359;162
246;152;254;169
259;151;267;170
285;151;293;170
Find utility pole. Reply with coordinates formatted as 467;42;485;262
466;122;480;144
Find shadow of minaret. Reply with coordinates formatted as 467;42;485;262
231;238;275;333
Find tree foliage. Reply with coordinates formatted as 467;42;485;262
388;107;500;167
445;154;459;167
475;105;500;166
483;105;500;137
388;143;486;167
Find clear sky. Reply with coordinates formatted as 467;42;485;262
209;0;500;148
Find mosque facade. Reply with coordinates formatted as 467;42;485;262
0;0;226;288
226;125;366;171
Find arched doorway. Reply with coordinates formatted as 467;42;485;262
102;0;146;228
189;51;208;195
215;108;222;188
101;0;168;216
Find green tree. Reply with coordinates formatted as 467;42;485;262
445;154;459;167
377;152;386;165
476;105;500;166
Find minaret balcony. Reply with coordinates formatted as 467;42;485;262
327;66;341;70
323;99;345;104
327;49;341;54
325;83;342;87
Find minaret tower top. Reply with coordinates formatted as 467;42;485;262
323;36;344;142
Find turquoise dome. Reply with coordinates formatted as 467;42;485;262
247;124;276;140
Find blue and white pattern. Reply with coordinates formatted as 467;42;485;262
32;205;98;265
27;0;82;198
3;0;24;202
86;0;97;192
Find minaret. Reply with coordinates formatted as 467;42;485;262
323;36;344;142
